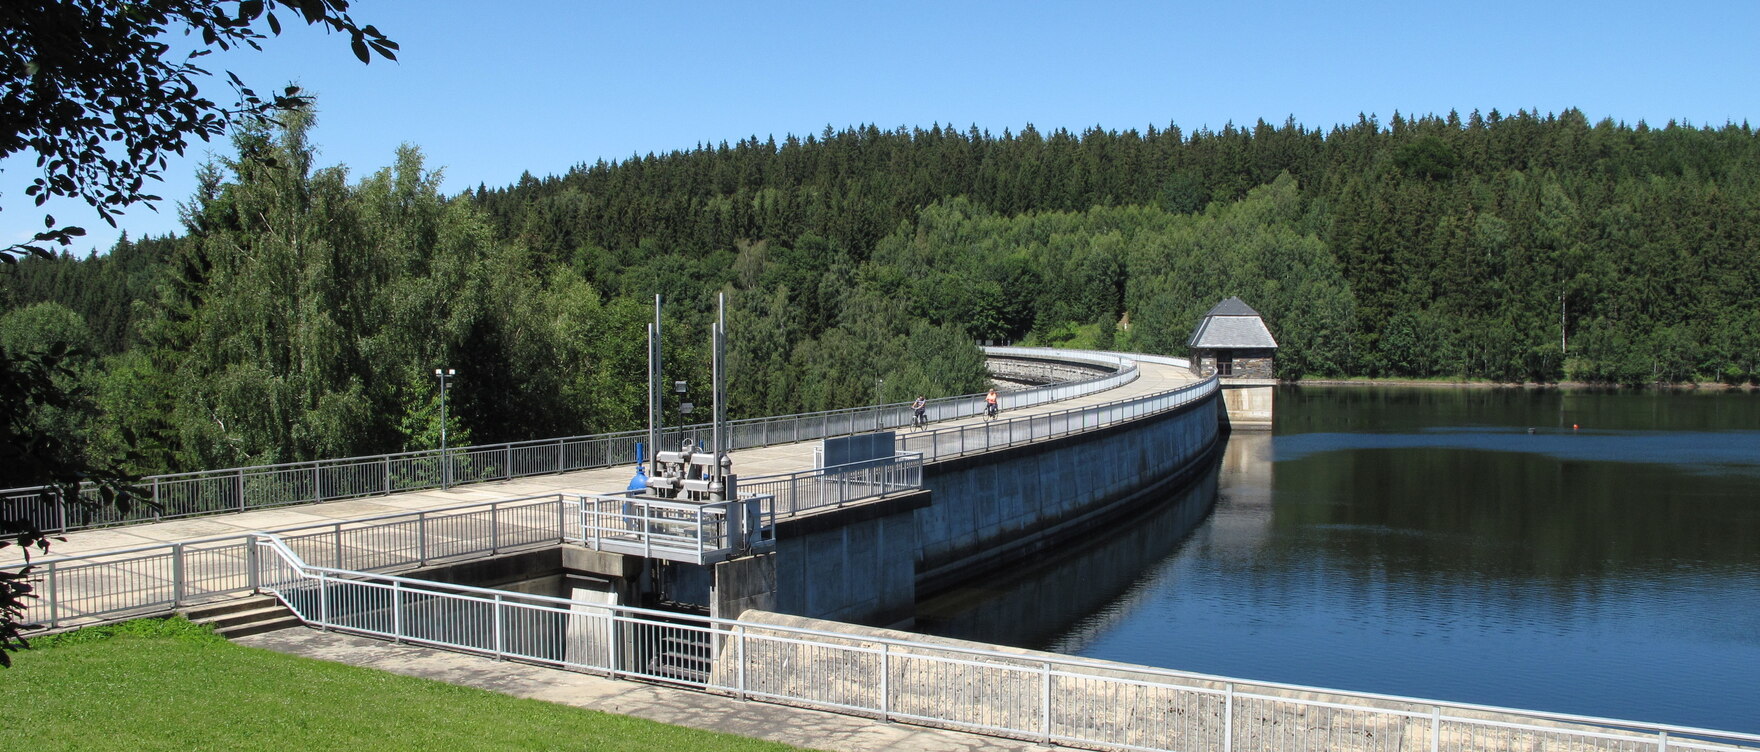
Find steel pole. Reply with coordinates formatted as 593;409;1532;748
440;373;447;488
648;296;662;480
435;369;456;489
712;293;726;497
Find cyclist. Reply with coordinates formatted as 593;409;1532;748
985;388;999;419
912;395;928;429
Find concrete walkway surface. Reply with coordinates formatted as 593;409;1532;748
238;627;1043;752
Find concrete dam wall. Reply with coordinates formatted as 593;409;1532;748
762;386;1225;627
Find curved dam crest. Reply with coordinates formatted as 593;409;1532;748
755;382;1225;626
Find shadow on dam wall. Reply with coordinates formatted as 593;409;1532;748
911;444;1225;650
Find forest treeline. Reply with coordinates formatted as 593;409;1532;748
4;106;1758;482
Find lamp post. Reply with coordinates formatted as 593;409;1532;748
434;368;457;488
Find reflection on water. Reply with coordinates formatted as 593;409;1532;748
915;387;1760;734
913;457;1222;648
1277;427;1760;476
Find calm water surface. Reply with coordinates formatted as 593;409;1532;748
917;387;1760;734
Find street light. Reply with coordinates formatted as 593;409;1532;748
434;368;457;488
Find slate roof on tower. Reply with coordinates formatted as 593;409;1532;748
1187;296;1279;349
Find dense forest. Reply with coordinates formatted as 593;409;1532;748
4;106;1758;483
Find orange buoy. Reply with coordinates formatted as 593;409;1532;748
1572;424;1579;431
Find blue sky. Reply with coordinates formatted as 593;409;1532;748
6;0;1757;254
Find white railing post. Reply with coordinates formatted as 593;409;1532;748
171;542;185;606
490;501;500;555
246;536;259;593
880;642;891;722
392;580;404;642
737;624;748;700
589;497;602;550
46;560;59;629
493;593;505;659
1660;731;1670;751
1224;682;1234;752
417;512;428;565
318;572;330;627
235;469;246;513
608;612;623;676
1040;661;1053;744
1431;705;1441;752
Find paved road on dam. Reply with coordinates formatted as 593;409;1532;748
7;354;1200;564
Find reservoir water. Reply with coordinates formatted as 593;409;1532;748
916;386;1760;734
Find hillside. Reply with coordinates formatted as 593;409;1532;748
4;107;1757;478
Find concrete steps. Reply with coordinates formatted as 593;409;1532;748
180;595;303;639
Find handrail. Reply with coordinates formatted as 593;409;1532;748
15;453;935;629
17;494;572;630
740;452;924;516
20;493;573;568
2;348;1140;533
251;539;1760;752
568;492;769;565
897;373;1218;464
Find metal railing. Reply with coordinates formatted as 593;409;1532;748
17;495;572;631
571;492;771;565
897;373;1218;464
739;452;924;516
15;451;929;631
2;348;1138;534
251;537;1760;752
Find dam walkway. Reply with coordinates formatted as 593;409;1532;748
4;348;1205;620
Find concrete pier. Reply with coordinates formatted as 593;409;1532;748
1219;380;1276;430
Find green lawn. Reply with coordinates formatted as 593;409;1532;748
1;619;810;752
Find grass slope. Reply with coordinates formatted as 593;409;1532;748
1;619;808;752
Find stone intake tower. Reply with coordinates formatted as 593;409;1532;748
1188;296;1277;429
